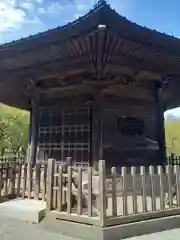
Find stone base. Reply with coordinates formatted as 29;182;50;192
44;212;180;240
0;198;46;223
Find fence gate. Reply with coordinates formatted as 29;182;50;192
38;106;91;167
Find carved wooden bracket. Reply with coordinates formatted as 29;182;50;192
24;78;35;96
23;78;39;107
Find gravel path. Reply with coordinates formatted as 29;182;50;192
0;217;180;240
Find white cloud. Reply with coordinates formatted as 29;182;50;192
46;2;63;14
36;0;44;3
76;3;88;12
0;0;26;33
21;1;34;11
0;0;132;43
73;0;96;20
27;15;43;25
37;7;46;14
0;0;45;34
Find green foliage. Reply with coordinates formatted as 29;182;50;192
165;120;180;156
0;104;29;156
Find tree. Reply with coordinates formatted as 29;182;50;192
165;120;180;156
0;104;29;156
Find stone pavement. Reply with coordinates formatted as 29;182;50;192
0;216;180;240
128;228;180;240
0;217;80;240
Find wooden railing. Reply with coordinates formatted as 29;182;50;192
1;158;180;227
167;155;180;166
46;159;180;227
104;164;180;227
0;161;48;200
46;159;99;225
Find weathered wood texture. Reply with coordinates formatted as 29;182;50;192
45;159;180;227
36;101;161;170
0;161;48;201
101;103;159;168
1;159;180;228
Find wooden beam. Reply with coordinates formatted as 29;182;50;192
1;48;179;86
37;79;153;98
0;25;98;60
153;81;166;164
91;99;103;169
105;51;179;75
28;97;39;164
96;28;106;79
37;83;97;94
106;23;180;58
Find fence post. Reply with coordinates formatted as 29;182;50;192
131;166;138;214
21;164;26;198
167;165;173;208
42;162;47;201
77;167;82;215
53;163;58;209
122;166;128;216
88;167;92;217
10;162;16;196
99;160;106;226
46;158;55;212
27;162;32;199
111;167;117;217
67;166;72;214
34;163;40;200
175;165;180;207
158;165;165;210
149;166;156;211
57;166;63;211
140;166;147;212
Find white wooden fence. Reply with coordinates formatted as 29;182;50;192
0;161;47;200
46;159;180;227
1;159;180;227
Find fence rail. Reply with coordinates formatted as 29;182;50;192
1;158;180;227
45;159;180;227
167;155;180;165
0;161;48;200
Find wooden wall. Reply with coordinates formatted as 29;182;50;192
101;101;159;168
33;95;163;168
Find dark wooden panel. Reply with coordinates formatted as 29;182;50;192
101;101;159;167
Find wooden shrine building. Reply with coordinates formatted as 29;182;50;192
0;0;180;168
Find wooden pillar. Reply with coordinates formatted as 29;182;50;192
29;98;39;164
26;109;32;162
99;103;103;160
153;81;166;164
91;99;103;170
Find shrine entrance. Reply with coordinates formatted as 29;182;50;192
38;106;91;167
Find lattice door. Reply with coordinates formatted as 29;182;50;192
38;106;91;167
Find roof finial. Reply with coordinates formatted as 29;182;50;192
94;0;107;8
96;0;107;6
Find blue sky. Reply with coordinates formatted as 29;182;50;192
1;0;180;116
